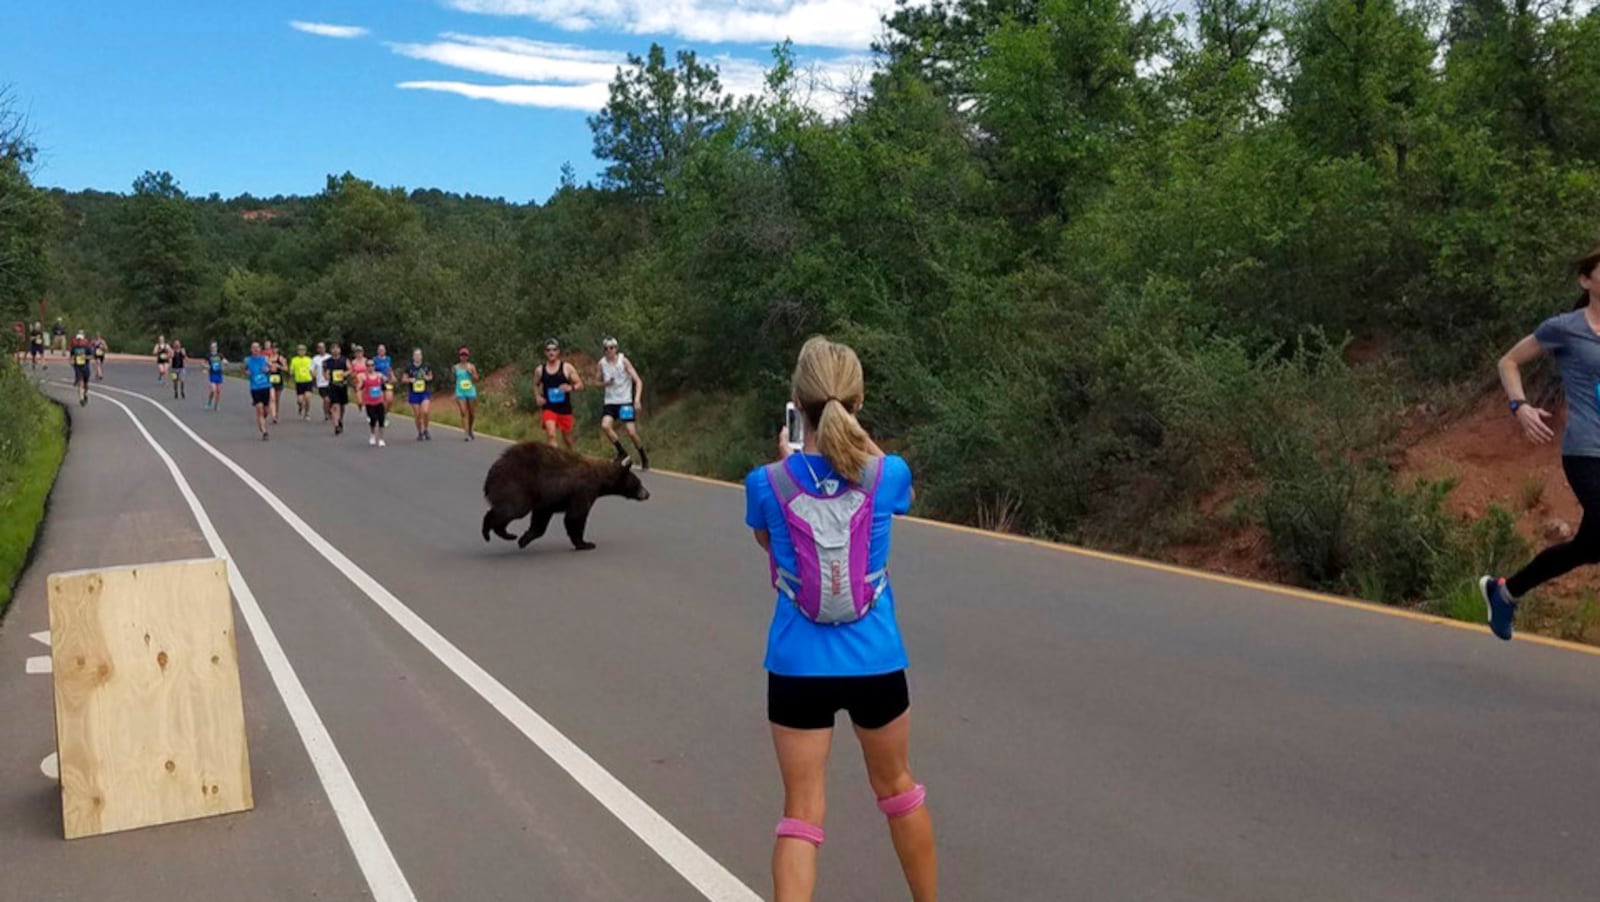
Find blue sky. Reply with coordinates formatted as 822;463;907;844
1;0;887;203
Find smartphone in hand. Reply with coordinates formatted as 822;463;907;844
785;402;805;452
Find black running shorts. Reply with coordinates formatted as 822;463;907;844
767;670;909;731
250;388;272;407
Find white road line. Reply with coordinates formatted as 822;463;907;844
25;656;51;675
29;631;49;646
79;386;416;902
89;381;762;902
41;751;58;780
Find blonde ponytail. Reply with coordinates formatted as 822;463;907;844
816;398;874;484
791;336;875;484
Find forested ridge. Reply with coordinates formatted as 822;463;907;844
7;0;1600;619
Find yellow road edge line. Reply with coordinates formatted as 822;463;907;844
635;462;1600;659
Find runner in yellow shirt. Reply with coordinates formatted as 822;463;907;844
290;345;316;421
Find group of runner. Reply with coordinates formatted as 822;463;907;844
219;336;646;463
534;336;651;469
30;322;107;378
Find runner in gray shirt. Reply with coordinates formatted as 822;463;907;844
1481;245;1600;640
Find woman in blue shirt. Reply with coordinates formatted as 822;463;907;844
744;336;937;902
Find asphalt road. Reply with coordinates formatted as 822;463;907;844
4;360;1600;901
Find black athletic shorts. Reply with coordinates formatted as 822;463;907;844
767;670;909;731
295;381;313;396
73;364;91;384
328;386;349;406
602;403;637;422
250;388;272;407
366;403;386;428
317;385;329;397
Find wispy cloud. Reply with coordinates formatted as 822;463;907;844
290;20;371;39
398;80;611;111
389;33;625;83
390;29;874;114
443;0;897;50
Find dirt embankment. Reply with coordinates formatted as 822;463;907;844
1170;391;1600;622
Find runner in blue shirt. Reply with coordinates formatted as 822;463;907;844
245;341;272;441
744;336;936;901
205;342;226;411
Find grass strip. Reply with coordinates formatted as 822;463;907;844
0;396;66;617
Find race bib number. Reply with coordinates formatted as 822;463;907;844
413;379;427;393
619;404;635;422
211;361;222;373
269;374;281;385
94;349;105;359
170;372;179;381
547;387;566;404
74;353;87;366
332;371;346;384
367;385;383;402
458;379;472;392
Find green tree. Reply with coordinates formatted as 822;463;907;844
588;44;733;196
1284;0;1435;170
311;172;422;263
973;0;1171;217
118;170;201;334
0;89;54;320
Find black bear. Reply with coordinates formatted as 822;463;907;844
481;442;650;550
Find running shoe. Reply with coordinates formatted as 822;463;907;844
1479;576;1518;641
262;432;269;442
378;439;387;448
424;431;432;441
369;435;377;446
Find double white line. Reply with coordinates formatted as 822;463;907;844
80;381;760;902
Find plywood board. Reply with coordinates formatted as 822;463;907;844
48;557;253;839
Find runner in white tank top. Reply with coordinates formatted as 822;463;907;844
598;337;650;469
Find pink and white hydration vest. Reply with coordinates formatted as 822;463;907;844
764;457;889;625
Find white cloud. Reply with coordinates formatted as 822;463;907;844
389;33;625;83
391;29;876;114
398;80;612;111
443;0;898;50
290;20;371;39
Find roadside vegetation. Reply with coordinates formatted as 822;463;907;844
11;0;1600;633
0;350;66;616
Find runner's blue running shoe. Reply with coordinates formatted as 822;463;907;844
1479;576;1517;641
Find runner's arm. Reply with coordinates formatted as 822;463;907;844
625;360;643;406
567;363;584;392
752;529;771;552
1499;334;1556;444
1498;334;1544;401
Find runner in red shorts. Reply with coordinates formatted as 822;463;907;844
536;338;583;450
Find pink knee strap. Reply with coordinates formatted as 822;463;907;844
775;817;825;846
877;784;927;818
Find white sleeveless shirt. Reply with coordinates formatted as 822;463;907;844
600;354;634;405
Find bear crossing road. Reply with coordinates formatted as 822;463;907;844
481;442;651;551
